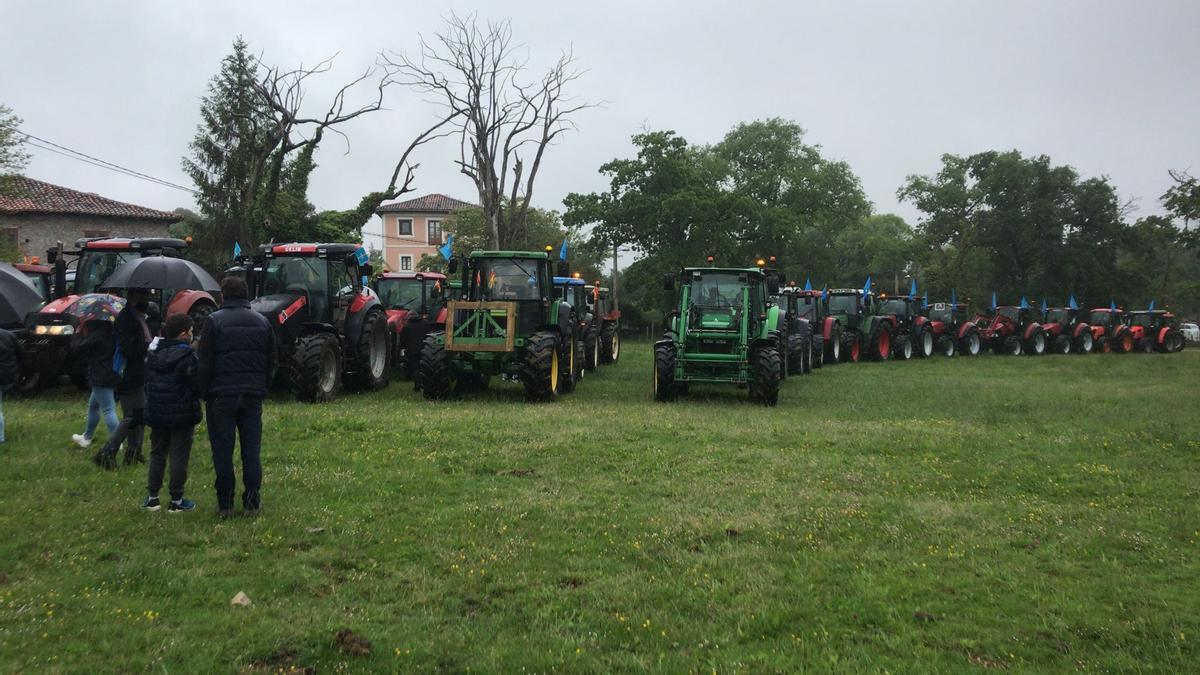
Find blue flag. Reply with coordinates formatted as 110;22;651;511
821;285;828;301
438;234;455;261
909;279;917;297
1040;298;1048;314
1069;294;1078;310
1019;295;1029;309
991;292;997;311
803;278;812;291
1110;299;1117;312
922;291;928;310
233;241;242;258
862;276;872;296
1148;299;1155;311
951;288;957;309
559;239;568;261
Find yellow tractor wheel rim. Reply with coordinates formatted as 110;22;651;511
550;349;559;391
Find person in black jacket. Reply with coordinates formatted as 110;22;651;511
196;276;275;517
94;288;152;468
0;327;21;444
141;314;200;512
71;320;121;450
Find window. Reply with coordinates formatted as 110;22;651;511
400;255;413;271
397;218;413;236
427;219;443;245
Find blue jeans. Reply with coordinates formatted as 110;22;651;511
206;394;263;511
0;384;8;443
84;387;119;440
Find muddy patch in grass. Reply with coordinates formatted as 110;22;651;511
334;628;372;656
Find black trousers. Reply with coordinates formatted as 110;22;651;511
147;426;194;501
206;394;263;511
101;387;145;455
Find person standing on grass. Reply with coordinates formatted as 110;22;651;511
196;276;275;518
141;314;201;513
0;326;20;444
93;287;152;468
71;319;121;450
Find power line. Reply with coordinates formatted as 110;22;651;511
8;126;198;196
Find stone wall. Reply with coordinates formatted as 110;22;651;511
0;214;174;261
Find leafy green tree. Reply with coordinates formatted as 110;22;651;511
0;104;30;175
833;214;916;291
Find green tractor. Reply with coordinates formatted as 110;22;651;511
417;249;577;401
824;284;895;362
654;259;784;405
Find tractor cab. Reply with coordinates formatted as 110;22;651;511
1039;307;1093;354
973;305;1046;356
14;261;53;302
582;282;622;368
555;276;589;318
1088;308;1124;331
375;272;447;325
878;294;918;322
826;289;871;331
460;251;559;339
447;279;464;301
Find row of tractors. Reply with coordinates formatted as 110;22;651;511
9;237;622;405
651;258;1187;406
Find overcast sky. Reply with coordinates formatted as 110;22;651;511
3;0;1198;255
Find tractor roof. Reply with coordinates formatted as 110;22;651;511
76;236;190;251
14;262;52;274
468;250;549;260
267;243;363;258
553;276;585;286
379;272;446;281
828;288;869;295
584;285;609;293
1128;309;1168;315
682;266;764;276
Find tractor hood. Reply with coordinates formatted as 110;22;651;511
697;308;738;330
251;292;309;326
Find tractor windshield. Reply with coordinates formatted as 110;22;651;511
827;294;859;316
879;299;909;316
1129;313;1155;328
472;258;544;301
689;272;745;308
24;273;50;301
796;296;816;320
1089;310;1112;325
928;305;952;323
1046;309;1070;324
998;307;1020;321
78;251;136;294
262;256;328;296
376;278;425;311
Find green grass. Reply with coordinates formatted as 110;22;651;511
1;345;1197;672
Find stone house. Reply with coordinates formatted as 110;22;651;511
0;175;178;260
375;193;477;272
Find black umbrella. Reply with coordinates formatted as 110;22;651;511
100;256;220;293
0;262;45;326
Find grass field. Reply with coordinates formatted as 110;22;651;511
0;344;1197;672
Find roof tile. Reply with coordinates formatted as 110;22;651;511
376;193;477;214
0;175;179;222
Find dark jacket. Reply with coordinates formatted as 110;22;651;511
72;321;120;389
196;299;276;398
0;327;21;388
144;338;201;429
113;305;151;392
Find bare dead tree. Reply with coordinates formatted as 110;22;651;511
381;12;592;248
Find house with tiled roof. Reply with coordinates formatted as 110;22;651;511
0;175;179;260
375;193;477;271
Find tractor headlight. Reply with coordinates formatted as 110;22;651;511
35;324;74;336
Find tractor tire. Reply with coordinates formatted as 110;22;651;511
893;334;912;361
1024;330;1046;356
1053;334;1072;355
841;331;860;363
825;326;842;365
600;323;620;364
812;336;824;369
915;328;934;358
290;332;342;403
653;340;677;402
1167;330;1185;353
187;302;216;337
1117;331;1134;353
786;334;804;376
959;329;982;357
750;345;781;406
12;366;45;397
870;325;892;361
1096;336;1111;353
1075;330;1094;354
936;334;956;357
1002;335;1023;356
417;335;458;400
521;331;561;402
802;340;813;374
583;330;600;372
560;334;580;394
348;309;391;391
1138;337;1154;353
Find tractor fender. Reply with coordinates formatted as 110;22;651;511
343;296;385;351
434;306;448;325
1023;322;1042;340
822;316;838;341
1157;326;1171;345
913;315;929;329
1127;325;1144;340
795;317;812;341
165;289;216;318
956;321;976;339
655;332;677;350
1072;322;1090;338
556;300;574;337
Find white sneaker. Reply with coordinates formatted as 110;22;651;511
72;434;91;448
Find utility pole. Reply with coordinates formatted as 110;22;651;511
611;242;619;311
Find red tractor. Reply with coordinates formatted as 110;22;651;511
584;283;621;367
20;237;217;392
245;243;390;402
14;260;54;302
1086;308;1135;353
923;302;982;357
972;305;1047;356
1039;307;1094;354
373;272;448;379
1125;310;1186;353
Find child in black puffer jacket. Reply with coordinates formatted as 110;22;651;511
141;314;202;513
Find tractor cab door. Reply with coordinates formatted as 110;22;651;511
331;261;360;330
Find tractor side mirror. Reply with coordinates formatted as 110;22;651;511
663;273;675;291
448;257;458;275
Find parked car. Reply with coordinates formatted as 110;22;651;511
1180;322;1200;343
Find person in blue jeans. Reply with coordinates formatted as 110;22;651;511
71;320;121;450
0;327;21;443
195;277;275;518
